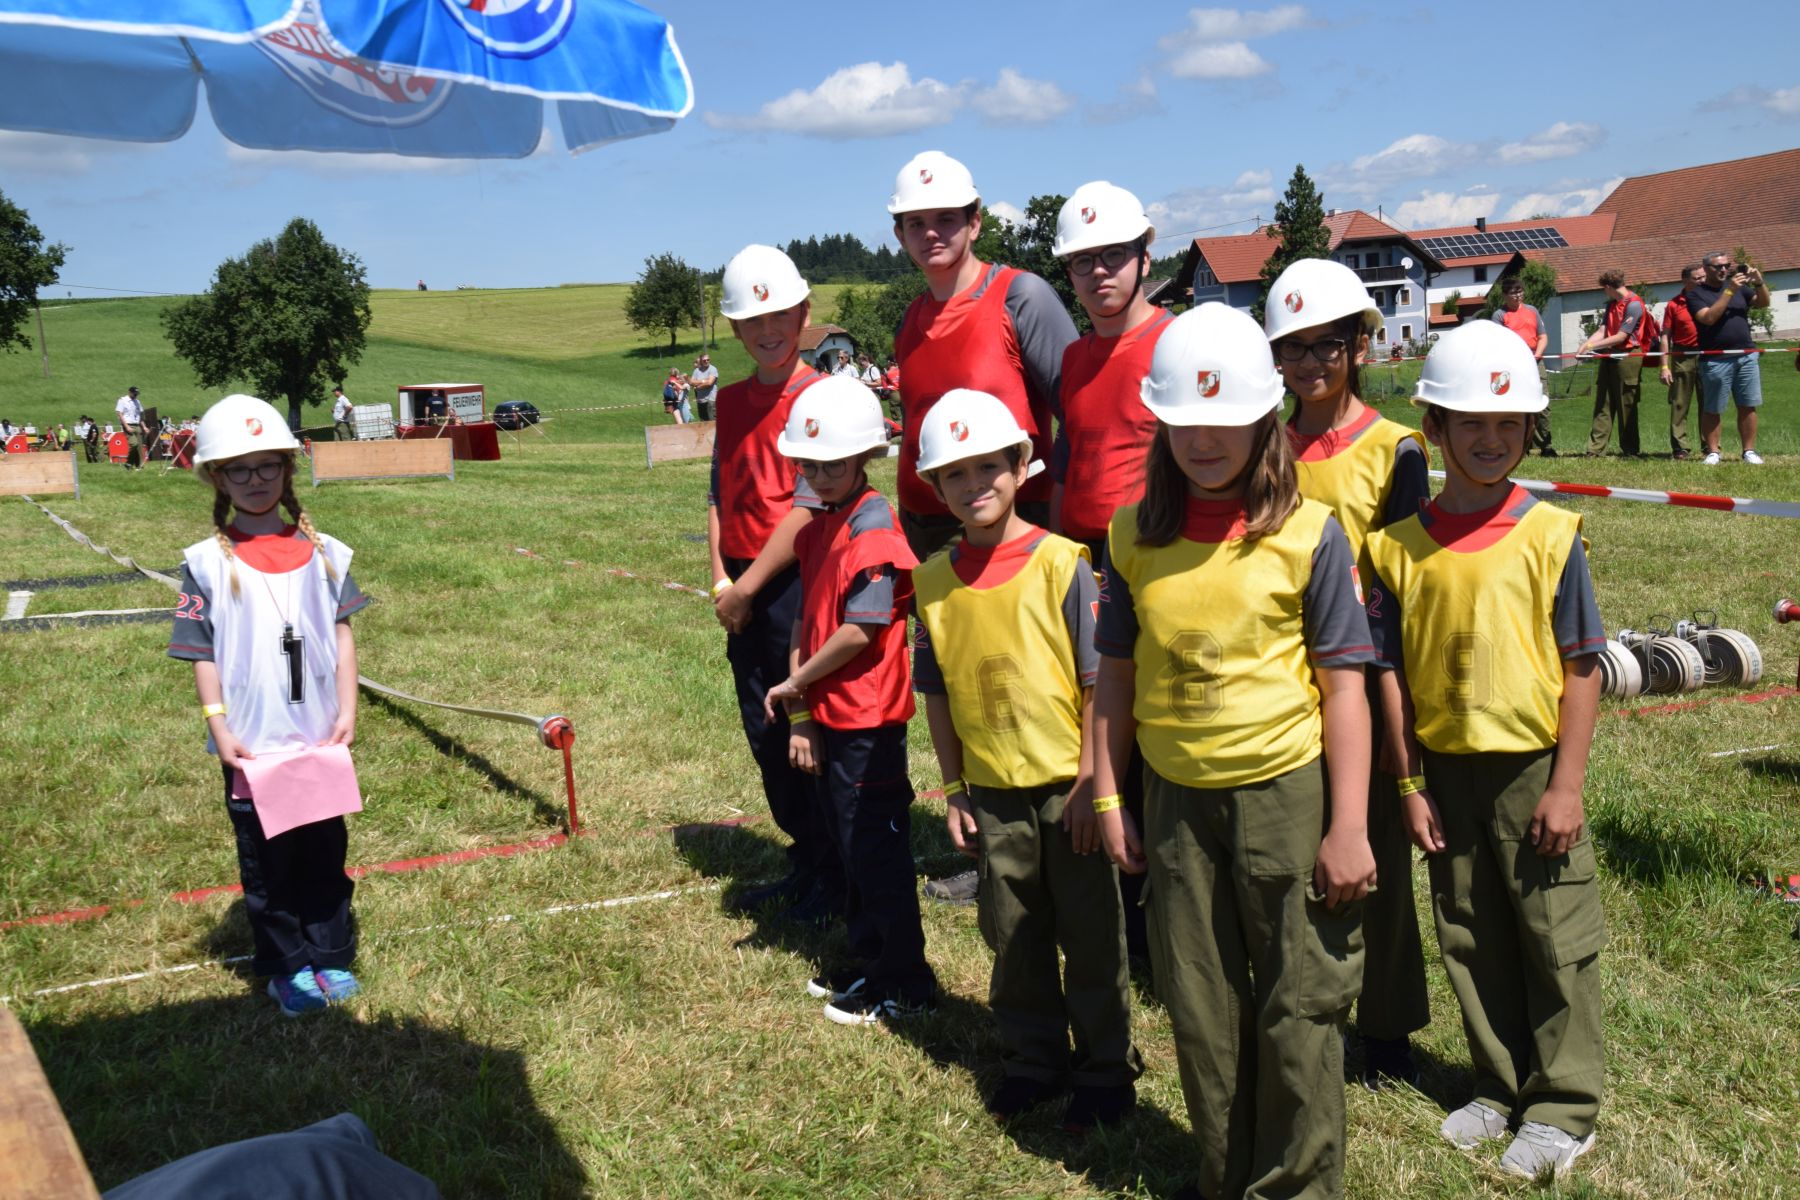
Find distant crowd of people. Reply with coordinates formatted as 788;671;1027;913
0;385;207;467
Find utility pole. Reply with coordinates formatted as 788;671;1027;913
34;299;49;377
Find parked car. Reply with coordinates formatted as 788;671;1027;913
492;401;541;430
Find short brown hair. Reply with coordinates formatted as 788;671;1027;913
1598;268;1626;288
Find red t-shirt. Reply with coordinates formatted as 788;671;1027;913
1057;309;1173;542
711;369;822;560
1662;292;1699;351
794;489;918;729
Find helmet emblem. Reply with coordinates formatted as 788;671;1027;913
752;283;769;301
1283;291;1303;314
919;168;933;184
1490;371;1511;396
949;420;970;442
803;418;820;438
246;418;264;436
1198;370;1222;398
1080;206;1096;224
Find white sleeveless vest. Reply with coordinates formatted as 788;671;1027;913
183;532;354;754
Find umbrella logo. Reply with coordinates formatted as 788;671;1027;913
949;420;970;442
259;10;454;129
441;0;575;59
1080;207;1096;224
1490;371;1511;396
246;418;264;436
919;168;933;184
804;418;820;438
1198;370;1221;398
752;283;769;301
1284;291;1304;313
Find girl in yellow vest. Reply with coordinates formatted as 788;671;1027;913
1265;257;1433;1089
1365;320;1606;1181
1090;303;1378;1200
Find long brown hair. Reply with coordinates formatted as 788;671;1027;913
1135;412;1300;547
205;455;339;597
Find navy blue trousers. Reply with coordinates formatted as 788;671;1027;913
222;764;355;977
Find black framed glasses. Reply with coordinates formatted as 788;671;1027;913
1275;339;1349;365
218;460;285;484
1067;244;1137;277
796;459;851;480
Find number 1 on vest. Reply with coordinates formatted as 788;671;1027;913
280;624;305;704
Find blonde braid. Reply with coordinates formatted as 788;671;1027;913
210;485;242;598
281;473;340;581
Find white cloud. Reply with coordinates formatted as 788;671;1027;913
1698;83;1800;118
1088;70;1164;124
1501;178;1623;221
1147;169;1277;237
1391;190;1500;229
0;131;96;175
1496;121;1603;165
1157;6;1310;80
1771;86;1800;116
1348;133;1467;182
986;200;1027;226
970;68;1073;126
702;62;962;139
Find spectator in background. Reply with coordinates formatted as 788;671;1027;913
1691;250;1770;465
426;389;449;424
832;349;856;377
1490;277;1556;456
115;384;147;469
1575;270;1651;458
331;387;355;441
855;351;882;394
662;369;691;424
76;415;99;462
0;417;15;441
1658;264;1703;460
689;352;719;422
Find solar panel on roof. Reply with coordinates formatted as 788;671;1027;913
1415;226;1570;260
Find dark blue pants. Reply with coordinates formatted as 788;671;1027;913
221;764;355;977
723;559;842;897
817;724;935;1001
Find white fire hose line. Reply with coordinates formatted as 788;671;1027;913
4;590;30;620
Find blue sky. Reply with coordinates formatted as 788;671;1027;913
4;0;1798;297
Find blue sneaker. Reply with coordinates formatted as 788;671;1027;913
312;968;361;1003
267;968;327;1017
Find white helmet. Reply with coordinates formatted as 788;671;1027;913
720;244;810;320
1053;181;1155;258
1412;320;1547;413
1263;258;1381;342
1141;303;1286;426
193;393;300;469
776;375;890;460
886;150;980;215
915;388;1043;479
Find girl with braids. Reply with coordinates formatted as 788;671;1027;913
168;394;372;1017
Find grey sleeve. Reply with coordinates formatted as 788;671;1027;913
167;562;215;662
844;566;896;626
1060;561;1100;686
335;569;370;621
1552;535;1607;659
1383;439;1431;529
792;472;824;510
1005;272;1079;425
1364;564;1403;672
911;608;945;693
1094;538;1138;658
1623;300;1643;330
1302;516;1376;667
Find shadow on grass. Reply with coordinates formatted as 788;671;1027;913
1343;1029;1470;1115
362;692;564;830
25;994;586;1198
1588;807;1734;887
1741;756;1800;786
669;820;844;974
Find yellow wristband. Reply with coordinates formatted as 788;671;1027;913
942;779;966;797
1397;775;1427;796
201;703;227;720
787;708;812;725
711;577;733;598
1090;793;1123;814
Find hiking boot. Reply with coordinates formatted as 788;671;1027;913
267;968;327;1017
985;1075;1056;1122
1062;1083;1136;1134
805;971;866;1003
923;868;979;905
723;871;810;916
1438;1100;1509;1149
823;991;935;1027
1499;1122;1595;1179
312;968;361;1003
1360;1035;1421;1090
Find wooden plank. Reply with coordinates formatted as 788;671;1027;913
0;1008;101;1200
643;420;715;469
0;449;79;499
310;438;454;487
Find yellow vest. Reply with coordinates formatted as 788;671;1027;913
1367;500;1581;754
913;535;1089;789
1294;416;1426;578
1107;499;1333;789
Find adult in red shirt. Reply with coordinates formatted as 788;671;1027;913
1489;277;1555;456
1575;269;1652;457
1658;264;1703;460
888;150;1078;561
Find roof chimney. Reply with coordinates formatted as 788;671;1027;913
1475;217;1487;232
1327;208;1337;217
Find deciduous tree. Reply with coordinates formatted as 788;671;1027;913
625;252;703;350
0;189;67;354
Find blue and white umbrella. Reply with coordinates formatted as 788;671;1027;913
0;0;693;158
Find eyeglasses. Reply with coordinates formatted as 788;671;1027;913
1067;244;1137;277
1275;339;1349;365
796;459;851;480
218;460;285;484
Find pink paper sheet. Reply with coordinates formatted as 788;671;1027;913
236;744;363;839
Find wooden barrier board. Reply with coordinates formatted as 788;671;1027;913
644;420;715;468
0;449;80;499
0;1008;101;1200
310;438;454;486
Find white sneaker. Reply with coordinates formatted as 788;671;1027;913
1703;451;1721;465
1499;1121;1595;1179
1438;1100;1509;1149
1743;449;1764;465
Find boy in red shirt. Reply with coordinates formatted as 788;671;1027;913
764;377;935;1024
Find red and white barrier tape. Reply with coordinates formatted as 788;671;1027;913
1426;472;1800;519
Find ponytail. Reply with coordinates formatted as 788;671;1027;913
280;469;339;582
209;486;242;599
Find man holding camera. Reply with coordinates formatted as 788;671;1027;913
1690;251;1769;465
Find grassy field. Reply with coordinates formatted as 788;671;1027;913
2;293;1798;1199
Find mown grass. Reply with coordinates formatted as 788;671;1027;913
1;297;1797;1199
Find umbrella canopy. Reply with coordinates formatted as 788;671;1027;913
0;0;692;158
